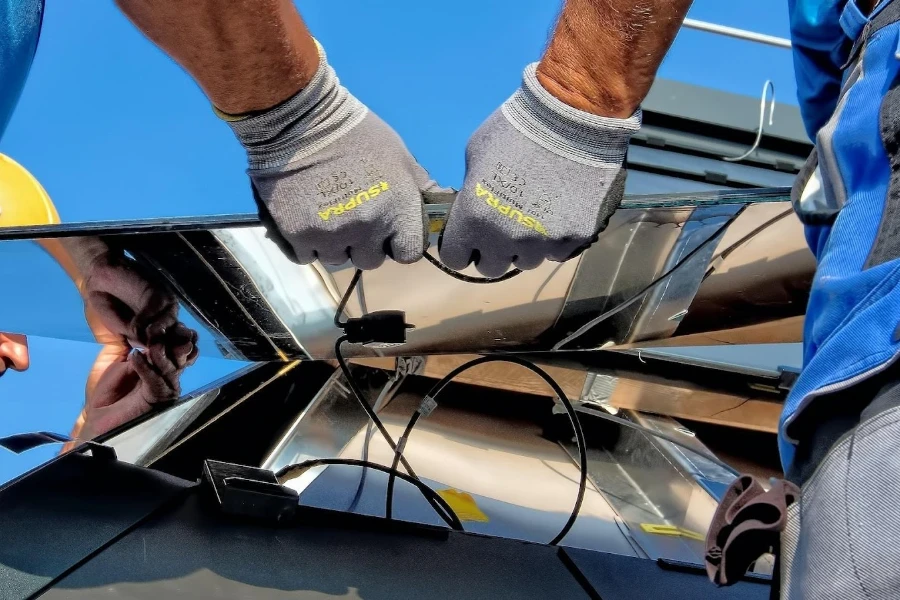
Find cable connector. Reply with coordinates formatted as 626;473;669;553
202;459;298;523
342;310;414;345
418;395;438;418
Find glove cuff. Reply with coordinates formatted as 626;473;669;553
502;63;641;167
224;41;368;170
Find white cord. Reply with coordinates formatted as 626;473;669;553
723;80;776;163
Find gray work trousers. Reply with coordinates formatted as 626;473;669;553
780;363;900;599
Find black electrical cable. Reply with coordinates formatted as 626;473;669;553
422;252;523;283
334;336;459;529
348;377;397;513
385;355;589;546
276;457;464;531
385;413;423;520
346;423;373;513
333;269;458;525
335;212;753;534
334;268;363;328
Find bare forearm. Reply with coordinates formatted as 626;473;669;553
537;0;692;118
115;0;319;114
40;237;108;291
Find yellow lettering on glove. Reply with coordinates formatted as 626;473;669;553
318;182;389;221
475;182;549;237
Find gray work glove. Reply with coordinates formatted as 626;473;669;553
439;63;641;277
224;44;439;269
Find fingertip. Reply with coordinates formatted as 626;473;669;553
289;244;317;266
438;241;474;272
387;235;425;265
512;252;545;271
144;311;178;344
473;252;514;279
349;246;387;270
316;247;352;266
170;323;194;345
547;239;592;263
185;344;200;366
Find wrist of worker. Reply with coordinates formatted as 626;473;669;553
536;49;641;120
55;236;112;293
504;63;641;167
215;40;367;171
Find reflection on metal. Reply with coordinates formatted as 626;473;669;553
256;357;726;557
262;367;641;554
0;187;813;362
515;345;792;433
99;362;277;466
105;389;219;466
261;365;398;493
563;407;732;564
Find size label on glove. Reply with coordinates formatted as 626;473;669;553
476;183;548;236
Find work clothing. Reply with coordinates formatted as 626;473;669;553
0;1;54;227
788;0;854;139
439;63;640;277
779;362;900;599
0;0;43;139
781;0;900;470
765;0;900;596
223;44;443;270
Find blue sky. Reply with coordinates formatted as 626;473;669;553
0;0;795;483
1;0;795;222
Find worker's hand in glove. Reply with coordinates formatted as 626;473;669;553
224;43;442;270
439;64;641;277
75;324;199;441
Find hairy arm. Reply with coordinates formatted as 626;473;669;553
115;0;319;114
537;0;693;118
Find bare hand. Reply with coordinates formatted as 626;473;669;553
77;324;198;440
80;251;179;347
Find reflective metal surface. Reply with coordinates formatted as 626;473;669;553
0;187;811;451
256;361;739;561
262;369;639;555
0;187;813;364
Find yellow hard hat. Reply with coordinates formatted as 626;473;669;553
0;153;59;227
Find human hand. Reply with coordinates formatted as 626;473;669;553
79;249;179;347
439;64;641;277
77;324;198;441
227;44;443;269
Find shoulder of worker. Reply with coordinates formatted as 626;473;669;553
0;153;60;227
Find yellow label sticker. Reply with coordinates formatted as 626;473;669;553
640;523;681;537
640;523;704;541
438;489;489;523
